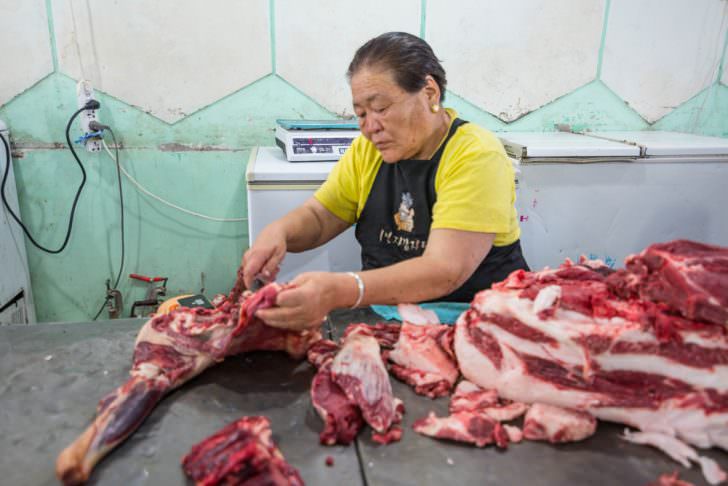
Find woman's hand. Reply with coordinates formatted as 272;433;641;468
241;226;287;288
255;272;356;331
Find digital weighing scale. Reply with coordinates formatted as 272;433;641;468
275;119;360;162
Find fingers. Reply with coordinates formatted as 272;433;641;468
256;307;320;332
255;283;324;330
243;248;274;288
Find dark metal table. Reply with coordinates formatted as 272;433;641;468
0;318;361;486
1;311;726;485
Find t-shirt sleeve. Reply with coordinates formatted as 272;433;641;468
313;141;361;224
431;141;514;234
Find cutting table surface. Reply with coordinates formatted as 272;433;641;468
1;310;726;486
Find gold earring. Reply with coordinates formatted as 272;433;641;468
430;104;440;113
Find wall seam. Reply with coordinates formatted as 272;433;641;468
269;0;277;75
420;0;427;39
44;0;59;72
716;11;728;86
595;0;611;79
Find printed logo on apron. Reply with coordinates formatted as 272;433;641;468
393;192;415;232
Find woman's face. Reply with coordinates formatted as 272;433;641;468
351;67;434;163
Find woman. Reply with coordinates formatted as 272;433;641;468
243;32;529;330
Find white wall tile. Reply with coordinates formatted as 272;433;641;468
0;0;53;106
602;0;727;123
427;0;604;122
276;0;420;116
53;0;271;123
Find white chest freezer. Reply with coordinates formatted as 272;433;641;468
0;120;36;324
502;131;728;271
246;147;361;282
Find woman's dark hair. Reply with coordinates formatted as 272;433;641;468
348;32;447;102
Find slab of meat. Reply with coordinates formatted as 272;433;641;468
413;411;510;448
331;326;397;434
182;416;303;486
453;240;728;484
522;403;597;443
413;380;526;448
308;326;403;445
610;240;728;326
386;304;459;398
56;283;320;485
307;340;364;446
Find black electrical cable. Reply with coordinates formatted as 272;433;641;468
92;126;125;321
0;102;96;254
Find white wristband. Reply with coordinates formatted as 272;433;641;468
346;272;365;309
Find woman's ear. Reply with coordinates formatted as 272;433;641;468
423;75;442;105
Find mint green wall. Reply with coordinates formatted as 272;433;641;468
1;2;727;322
1;74;333;322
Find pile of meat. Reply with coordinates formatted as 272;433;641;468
307;324;405;445
430;239;726;484
56;280;317;486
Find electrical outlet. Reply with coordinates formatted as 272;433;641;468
76;80;101;152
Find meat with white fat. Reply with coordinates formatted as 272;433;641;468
56;282;320;485
522;403;597;443
387;304;459;398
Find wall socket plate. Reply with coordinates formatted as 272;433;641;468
76;80;101;153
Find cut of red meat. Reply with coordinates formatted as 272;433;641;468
413;411;510;448
342;322;402;348
309;325;404;445
56;283;320;486
387;304;459;398
614;240;728;326
413;380;526;448
371;399;405;445
522;403;596;443
331;326;396;433
310;360;364;446
182;416;303;486
453;239;728;485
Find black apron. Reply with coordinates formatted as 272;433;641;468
354;118;530;302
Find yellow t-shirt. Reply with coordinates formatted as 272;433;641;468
314;109;520;247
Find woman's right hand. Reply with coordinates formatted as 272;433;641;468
241;226;287;288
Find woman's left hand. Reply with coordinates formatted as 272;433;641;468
255;272;351;331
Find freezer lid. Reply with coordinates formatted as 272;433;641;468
589;131;728;156
246;146;337;183
498;132;640;158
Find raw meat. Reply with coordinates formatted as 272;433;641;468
453;240;728;484
623;430;726;485
308;326;403;445
56;283;320;485
387;304;459;398
610;240;728;326
448;380;528;422
454;258;728;449
308;340;364;446
181;416;303;486
413;380;526;448
522;403;597;443
342;322;401;349
413;411;510;448
331;326;396;433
